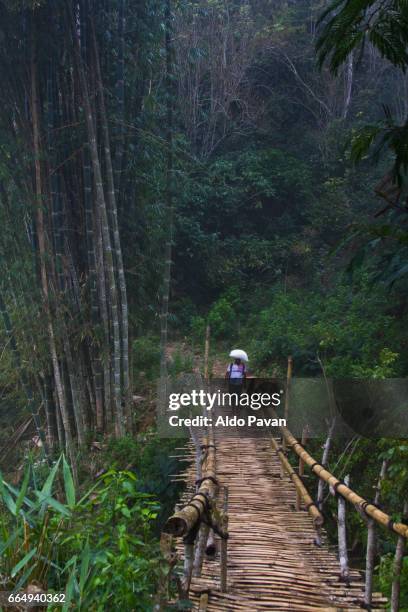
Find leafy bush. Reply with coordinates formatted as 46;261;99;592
208;297;236;339
132;335;161;382
378;553;408;610
0;456;162;610
190;315;206;342
106;435;185;530
168;350;194;378
243;278;402;377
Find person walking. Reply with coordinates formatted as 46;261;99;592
226;351;247;398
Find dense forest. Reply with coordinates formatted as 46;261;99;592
0;0;408;609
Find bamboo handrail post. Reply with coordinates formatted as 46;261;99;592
365;460;387;607
268;432;323;527
206;529;216;557
296;425;308;511
337;474;350;583
183;538;195;596
163;434;217;537
198;591;209;611
193;521;210;577
204;324;210;383
282;355;293;456
220;486;228;592
391;500;408;611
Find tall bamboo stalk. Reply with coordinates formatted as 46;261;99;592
43;372;57;450
159;0;174;382
31;24;75;467
83;144;104;431
91;19;130;425
70;3;124;436
114;0;126;196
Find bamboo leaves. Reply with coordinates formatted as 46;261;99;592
62;454;75;509
10;547;37;578
0;462;161;607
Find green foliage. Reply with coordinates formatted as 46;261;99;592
0;457;162;610
105;434;185;530
175;148;315;299
133;335;161;382
242;278;402;376
208;297;236;339
190;315;206;342
378;553;408;609
168;350;194;377
317;0;408;74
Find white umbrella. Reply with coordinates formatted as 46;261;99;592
229;349;249;362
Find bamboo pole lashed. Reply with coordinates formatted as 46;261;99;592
220;486;229;592
296;425;308;511
278;422;408;539
268;433;323;527
163;435;217;537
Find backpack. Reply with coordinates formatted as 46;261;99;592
229;362;246;376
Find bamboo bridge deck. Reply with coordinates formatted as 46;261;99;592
175;433;387;611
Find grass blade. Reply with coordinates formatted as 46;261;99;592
15;466;30;515
0;471;17;516
11;547;37;578
41;456;61;497
62;455;75;509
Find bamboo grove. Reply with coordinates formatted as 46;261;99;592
0;0;165;461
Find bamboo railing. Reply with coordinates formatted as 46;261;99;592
276;417;408;539
163;424;229;600
164;434;217;537
268;433;323;527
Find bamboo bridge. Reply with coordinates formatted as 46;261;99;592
161;388;406;610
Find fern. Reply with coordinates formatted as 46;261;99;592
317;0;408;73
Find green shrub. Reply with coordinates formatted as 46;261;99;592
132;335;160;382
106;435;185;529
0;457;163;610
208;297;235;339
190;315;206;342
378;553;408;610
243;279;402;377
168;350;194;378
